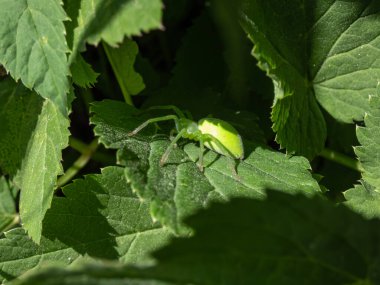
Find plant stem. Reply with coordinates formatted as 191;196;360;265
102;42;133;106
69;136;115;165
320;148;362;172
57;139;99;188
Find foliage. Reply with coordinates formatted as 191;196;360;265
0;0;379;284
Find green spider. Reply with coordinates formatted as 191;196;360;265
127;105;244;171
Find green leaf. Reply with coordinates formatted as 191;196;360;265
70;54;99;88
69;0;163;60
9;191;380;285
103;39;145;102
0;78;43;176
354;94;380;189
0;167;172;283
16;99;70;243
344;94;380;218
0;228;80;283
0;0;70;115
91;100;321;234
0;177;17;233
240;1;380;158
345;183;380;219
0;78;70;243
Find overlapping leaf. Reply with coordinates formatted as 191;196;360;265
0;78;69;243
0;167;172;283
91;100;321;235
0;0;70;114
9;192;380;285
240;0;380;158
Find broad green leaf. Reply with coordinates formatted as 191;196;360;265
91;100;321;234
9;192;380;285
0;0;70;115
354;94;380;189
103;39;145;103
69;0;163;61
16;99;70;243
70;54;99;88
0;177;17;233
0;167;172;283
240;1;380;158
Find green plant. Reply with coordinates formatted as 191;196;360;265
0;0;380;284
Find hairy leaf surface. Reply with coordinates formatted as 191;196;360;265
0;0;70;114
0;167;172;283
91;100;321;234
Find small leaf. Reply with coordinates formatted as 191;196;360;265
0;0;70;114
70;54;99;88
103;39;145;102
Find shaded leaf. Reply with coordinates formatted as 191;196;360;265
0;177;17;233
0;78;43;176
9;191;380;285
0;78;69;243
0;167;172;283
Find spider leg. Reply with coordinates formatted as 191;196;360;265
160;128;187;166
197;138;205;172
128;115;178;136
